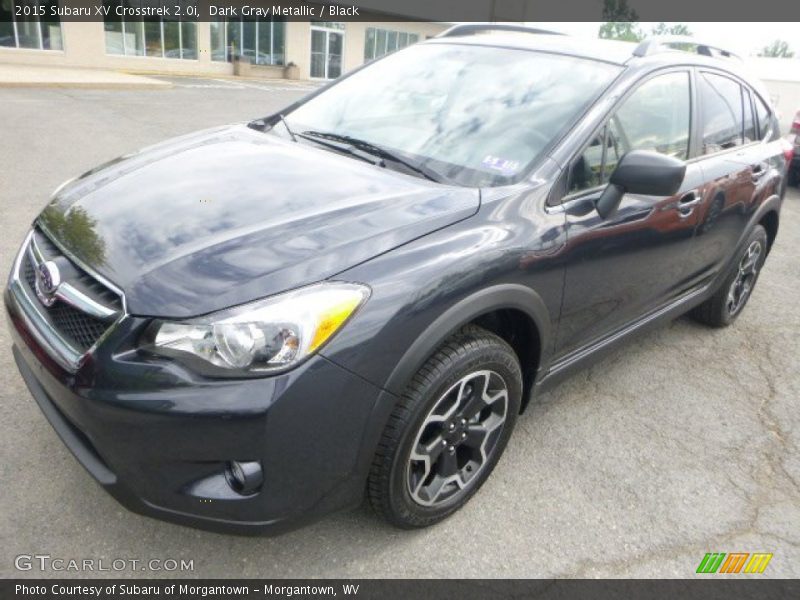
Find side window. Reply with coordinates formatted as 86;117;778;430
754;94;773;140
699;72;745;153
568;71;690;195
567;126;621;194
743;88;758;144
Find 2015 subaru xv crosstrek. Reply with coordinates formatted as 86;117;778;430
6;26;791;535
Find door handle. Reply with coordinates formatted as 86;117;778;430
752;163;767;182
677;190;701;217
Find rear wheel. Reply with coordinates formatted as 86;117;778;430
367;325;522;528
691;225;768;327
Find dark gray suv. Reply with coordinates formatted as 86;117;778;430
5;26;790;534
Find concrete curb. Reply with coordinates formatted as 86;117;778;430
0;81;173;89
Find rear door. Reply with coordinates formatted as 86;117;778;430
684;70;775;287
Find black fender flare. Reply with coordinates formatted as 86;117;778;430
383;283;552;396
750;193;781;252
706;193;782;295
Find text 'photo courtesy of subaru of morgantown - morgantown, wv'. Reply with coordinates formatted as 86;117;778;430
5;24;791;535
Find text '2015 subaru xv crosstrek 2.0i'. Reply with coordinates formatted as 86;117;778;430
6;25;791;534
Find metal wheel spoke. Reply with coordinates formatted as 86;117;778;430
410;468;429;497
461;394;487;421
458;373;487;418
413;435;446;463
427;473;464;504
425;392;460;425
463;424;489;449
462;375;506;421
438;448;459;477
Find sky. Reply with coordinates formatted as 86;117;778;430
537;22;798;58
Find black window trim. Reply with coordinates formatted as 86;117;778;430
742;85;758;144
752;88;776;141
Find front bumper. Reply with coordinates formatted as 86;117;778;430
6;286;394;535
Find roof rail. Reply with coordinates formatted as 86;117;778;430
633;36;741;60
437;23;565;39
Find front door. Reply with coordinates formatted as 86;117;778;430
555;70;703;358
310;27;344;80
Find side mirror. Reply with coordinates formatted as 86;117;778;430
596;150;687;219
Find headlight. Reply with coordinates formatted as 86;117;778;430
141;282;369;377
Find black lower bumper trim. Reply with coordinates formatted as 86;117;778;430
13;345;116;486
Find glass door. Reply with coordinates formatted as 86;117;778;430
310;25;344;79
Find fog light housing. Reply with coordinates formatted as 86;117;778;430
225;460;263;496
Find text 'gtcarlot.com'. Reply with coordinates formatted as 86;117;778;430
14;554;194;572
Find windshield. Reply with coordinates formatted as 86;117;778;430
284;43;621;186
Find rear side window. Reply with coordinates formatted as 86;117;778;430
568;71;690;195
754;94;773;139
699;72;746;153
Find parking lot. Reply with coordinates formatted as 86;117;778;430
1;77;798;579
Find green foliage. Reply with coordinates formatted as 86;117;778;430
40;204;107;266
598;22;643;43
598;0;642;42
601;0;638;21
759;40;795;58
650;23;692;37
599;1;694;44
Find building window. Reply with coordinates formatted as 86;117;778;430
312;21;345;30
210;18;285;65
364;27;418;61
102;0;197;59
0;0;63;51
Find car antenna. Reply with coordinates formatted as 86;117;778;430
278;114;297;142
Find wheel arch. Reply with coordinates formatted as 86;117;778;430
759;209;779;255
383;284;551;413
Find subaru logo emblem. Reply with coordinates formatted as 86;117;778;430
34;261;61;307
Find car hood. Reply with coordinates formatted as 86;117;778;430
39;124;479;318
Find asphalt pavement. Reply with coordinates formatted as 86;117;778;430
0;77;798;578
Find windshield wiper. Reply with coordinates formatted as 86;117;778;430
299;131;445;183
294;131;384;167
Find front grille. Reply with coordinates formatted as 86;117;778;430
20;229;122;353
42;302;110;351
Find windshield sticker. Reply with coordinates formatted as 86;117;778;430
482;155;521;174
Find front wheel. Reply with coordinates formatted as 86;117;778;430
367;325;522;528
691;225;768;327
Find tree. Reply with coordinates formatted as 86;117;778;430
598;22;643;42
601;0;638;21
598;0;643;42
650;22;692;37
759;40;795;58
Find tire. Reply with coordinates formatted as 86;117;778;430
691;225;768;328
367;325;522;529
789;167;799;188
